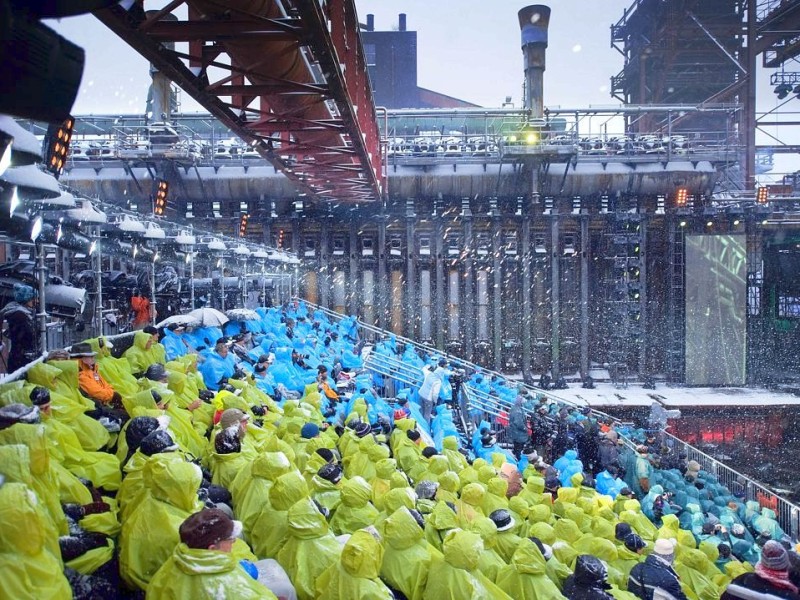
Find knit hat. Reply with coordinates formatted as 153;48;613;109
615;522;633;541
653;538;677;563
300;422;320;439
219;408;249;429
13;283;36;303
624;533;647;552
179;508;243;549
315;448;335;463
406;430;421;442
761;540;790;571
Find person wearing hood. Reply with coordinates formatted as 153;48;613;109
721;540;800;600
161;323;190;361
120;457;204;590
422;528;513;600
316;528;394;599
124;327;167;377
329;475;379;535
249;471;309;559
563;554;616;600
424;500;459;552
674;548;721;600
490;509;523;563
442;435;469;472
628;537;690;600
508;392;530;459
0;476;73;599
418;359;447;424
470;516;509;583
208;426;249;489
613;533;648;586
496;537;566;599
233;450;294;525
382;507;438;600
148;508;277;599
275;498;342;600
1;283;38;372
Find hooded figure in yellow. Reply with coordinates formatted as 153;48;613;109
422;529;513;600
442;435;469;472
455;482;486;529
424;500;459;552
470;516;508;583
147;509;277;600
483;477;510;515
86;336;139;398
233;451;293;526
508;496;531;537
316;529;394;600
496;537;566;600
329;475;380;535
207;427;250;489
673;548;721;600
658;513;696;551
370;457;397;510
436;470;460;504
33;386;122;491
376;486;417;532
276;498;342;600
0;480;72;600
26;360;110;451
249;470;308;559
347;435;389;482
124;330;166;375
120;458;203;589
382;507;439;600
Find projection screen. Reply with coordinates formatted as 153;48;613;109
685;234;747;386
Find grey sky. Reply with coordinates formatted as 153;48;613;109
46;1;797;180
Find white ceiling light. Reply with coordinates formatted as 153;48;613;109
67;199;107;223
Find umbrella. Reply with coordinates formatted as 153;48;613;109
226;308;260;321
188;307;229;327
156;314;201;328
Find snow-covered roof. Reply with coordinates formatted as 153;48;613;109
0;164;61;199
0;116;42;165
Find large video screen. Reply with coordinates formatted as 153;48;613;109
685;234;747;386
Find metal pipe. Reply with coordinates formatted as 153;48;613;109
150;259;156;324
551;215;560;379
94;231;103;335
189;251;195;309
580;215;589;378
518;5;550;118
220;256;225;312
36;243;47;354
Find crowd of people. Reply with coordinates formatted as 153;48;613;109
0;299;798;599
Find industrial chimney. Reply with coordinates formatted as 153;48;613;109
517;5;550;118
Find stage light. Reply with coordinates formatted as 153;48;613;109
0;138;11;178
132;244;138;258
679;220;686;227
239;213;249;238
706;221;713;227
775;83;793;99
525;132;538;144
43;116;75;178
757;186;768;204
30;215;43;241
89;240;97;255
675;187;688;207
733;219;740;226
153;179;169;216
9;186;19;216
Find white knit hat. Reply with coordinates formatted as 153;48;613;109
653;538;677;557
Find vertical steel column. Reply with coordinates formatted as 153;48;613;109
638;216;648;375
492;202;503;371
551;215;560;379
462;198;475;362
405;200;417;339
95;231;103;335
348;221;360;315
36;243;47;354
434;215;445;350
319;218;330;309
522;194;533;382
377;212;388;329
189;251;195;309
580;215;590;379
745;0;757;190
150;259;158;321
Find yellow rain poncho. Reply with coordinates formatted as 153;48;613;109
436;471;460;504
674;548;721;600
329;475;379;535
316;529;394;600
370;458;396;510
529;503;552;525
27;360;110;450
455;482;486;528
310;472;343;514
0;481;72;600
508;496;530;537
147;542;277;600
658;513;696;551
611;543;644;584
554;517;583;544
382;507;439;600
250;471;308;559
577;537;626;589
231;450;292;511
120;458;203;589
483;477;510;515
470;516;508;583
276;498;342;600
494;526;522;564
118;451;185;522
422;529;512;600
124;330;167;374
208;447;250;490
425;500;460;551
496;538;566;600
442;435;469;472
376;486;416;532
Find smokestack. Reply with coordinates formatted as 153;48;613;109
518;5;550;118
399;13;407;32
366;14;374;31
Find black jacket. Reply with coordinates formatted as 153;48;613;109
628;554;689;600
721;573;800;600
563;555;616;600
1;302;37;371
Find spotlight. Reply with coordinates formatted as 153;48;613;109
9;186;19;216
757;186;768;205
679;220;687;227
153;179;169;216
0;138;11;178
30;215;43;241
675;187;688;207
239;213;249;238
706;221;713;227
733;219;740;226
775;83;793;99
43;116;75;178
